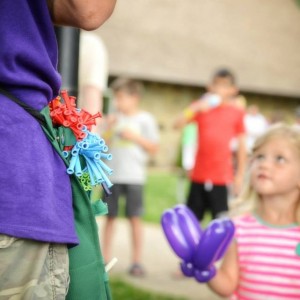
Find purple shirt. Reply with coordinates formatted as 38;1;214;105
0;0;78;244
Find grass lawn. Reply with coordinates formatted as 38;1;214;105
144;169;211;226
143;169;185;223
92;168;211;226
110;277;187;300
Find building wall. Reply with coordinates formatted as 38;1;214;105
135;81;300;167
98;0;300;97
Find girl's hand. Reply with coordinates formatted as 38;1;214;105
208;241;239;297
162;205;236;285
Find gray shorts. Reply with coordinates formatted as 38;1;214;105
106;184;144;217
0;234;69;300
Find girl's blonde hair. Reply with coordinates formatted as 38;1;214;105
230;123;300;222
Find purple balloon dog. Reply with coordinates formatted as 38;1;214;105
161;204;235;283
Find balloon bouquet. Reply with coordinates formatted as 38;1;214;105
161;204;235;283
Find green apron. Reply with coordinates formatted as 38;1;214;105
40;106;112;300
0;86;112;299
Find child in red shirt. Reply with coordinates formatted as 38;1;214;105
174;69;247;221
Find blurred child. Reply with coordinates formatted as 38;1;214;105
208;124;300;299
102;78;159;276
244;104;269;153
174;69;247;221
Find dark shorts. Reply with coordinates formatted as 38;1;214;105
105;184;144;217
186;181;228;221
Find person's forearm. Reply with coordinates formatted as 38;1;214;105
48;0;117;30
134;135;158;155
81;86;103;114
173;114;188;129
173;99;209;130
173;105;197;129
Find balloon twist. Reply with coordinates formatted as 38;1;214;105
161;204;235;283
48;91;113;195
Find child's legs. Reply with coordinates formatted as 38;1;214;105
207;185;228;219
124;184;144;264
186;182;207;221
103;184;123;262
0;234;69;300
128;217;142;265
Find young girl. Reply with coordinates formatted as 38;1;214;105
208;123;300;299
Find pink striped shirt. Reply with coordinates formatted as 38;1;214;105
232;214;300;300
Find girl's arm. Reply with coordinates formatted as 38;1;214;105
47;0;117;30
208;240;239;297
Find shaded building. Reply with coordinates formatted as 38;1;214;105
96;0;300;166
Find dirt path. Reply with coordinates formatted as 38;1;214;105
97;217;224;300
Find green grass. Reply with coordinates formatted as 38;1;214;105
110;277;187;300
143;170;185;223
92;168;211;226
144;169;211;226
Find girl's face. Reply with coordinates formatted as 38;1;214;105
250;137;300;198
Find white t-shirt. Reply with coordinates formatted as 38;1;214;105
107;111;159;184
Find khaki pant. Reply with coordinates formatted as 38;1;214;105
0;235;69;300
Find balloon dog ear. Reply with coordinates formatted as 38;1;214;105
193;218;235;270
161;205;202;262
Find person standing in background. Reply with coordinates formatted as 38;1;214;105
244;104;269;153
181;123;198;173
103;78;159;277
174;69;247;222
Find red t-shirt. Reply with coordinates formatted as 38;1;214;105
191;104;245;184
